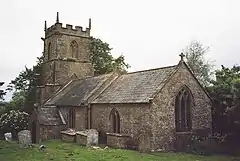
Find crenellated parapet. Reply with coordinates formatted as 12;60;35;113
40;12;94;105
45;23;90;38
45;12;91;38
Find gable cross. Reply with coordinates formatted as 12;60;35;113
179;53;185;61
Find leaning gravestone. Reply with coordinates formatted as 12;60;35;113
18;130;32;148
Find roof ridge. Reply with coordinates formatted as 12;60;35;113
72;75;94;82
84;73;119;104
126;65;177;75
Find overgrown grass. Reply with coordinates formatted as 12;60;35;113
0;140;237;161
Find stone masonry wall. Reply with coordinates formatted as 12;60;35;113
75;107;88;131
41;28;94;103
39;125;66;142
44;34;92;62
91;103;151;148
59;106;87;131
42;60;93;85
150;62;212;151
55;60;93;85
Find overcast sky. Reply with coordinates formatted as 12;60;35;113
0;0;240;100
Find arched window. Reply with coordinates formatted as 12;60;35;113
175;86;192;132
47;43;52;60
68;108;75;129
109;108;120;133
70;41;78;59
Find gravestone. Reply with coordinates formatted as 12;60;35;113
18;130;32;148
4;132;12;142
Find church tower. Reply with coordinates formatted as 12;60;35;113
39;12;94;104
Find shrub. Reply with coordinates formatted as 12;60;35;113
0;110;29;138
191;134;212;155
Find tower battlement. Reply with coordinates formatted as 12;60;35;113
45;12;91;38
40;12;94;105
45;23;90;38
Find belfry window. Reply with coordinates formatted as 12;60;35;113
70;41;78;59
68;108;76;129
109;108;120;133
175;86;192;132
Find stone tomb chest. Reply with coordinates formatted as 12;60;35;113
76;129;98;146
61;129;76;142
106;133;131;149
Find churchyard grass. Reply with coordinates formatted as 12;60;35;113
0;139;237;161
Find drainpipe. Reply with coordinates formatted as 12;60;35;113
87;104;91;129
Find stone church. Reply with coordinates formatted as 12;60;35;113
30;13;212;152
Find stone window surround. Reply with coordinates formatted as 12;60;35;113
175;86;193;132
70;40;79;59
109;108;120;133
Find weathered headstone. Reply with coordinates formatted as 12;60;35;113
87;129;98;146
4;132;12;142
18;130;32;148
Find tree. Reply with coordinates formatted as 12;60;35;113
88;37;130;75
209;65;240;105
0;82;6;116
0;82;6;100
183;40;214;87
0;110;29;137
6;56;43;113
208;65;240;144
6;37;130;114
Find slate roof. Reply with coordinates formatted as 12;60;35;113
37;107;62;125
45;74;112;106
92;65;177;104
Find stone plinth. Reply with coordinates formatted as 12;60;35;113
76;129;98;146
106;133;131;149
61;129;76;142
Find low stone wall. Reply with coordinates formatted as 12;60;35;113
106;133;131;149
61;129;76;143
